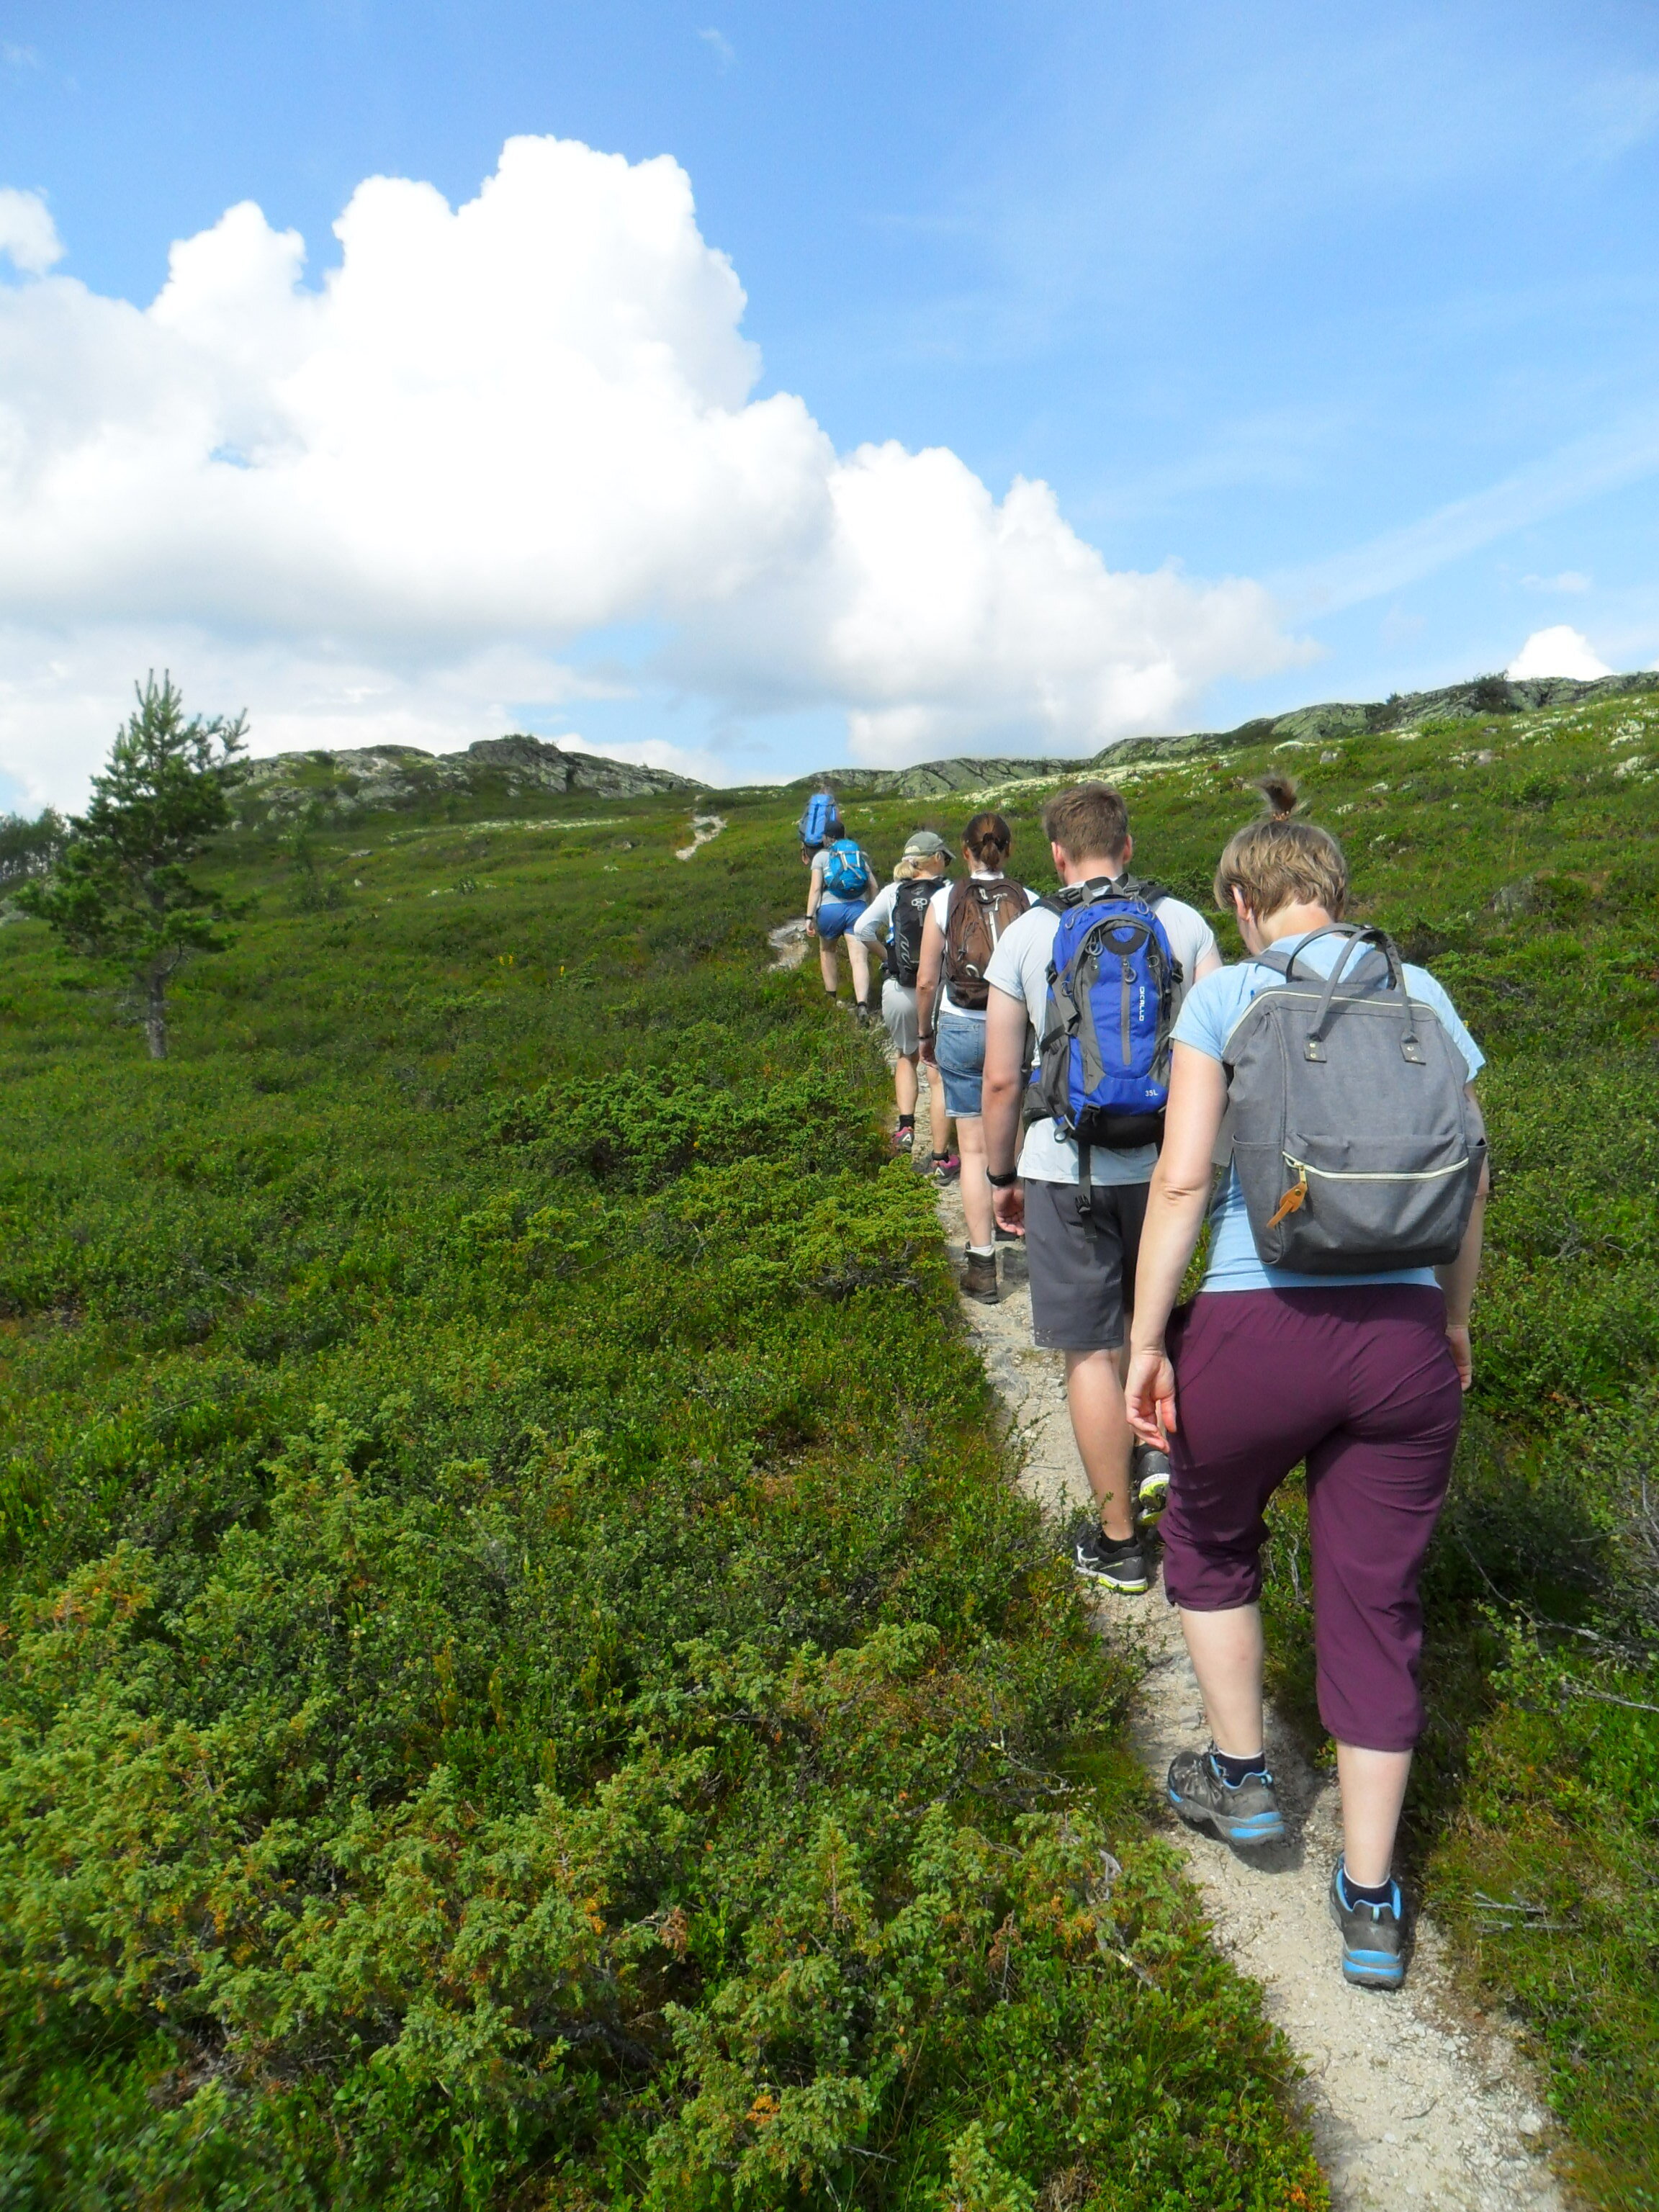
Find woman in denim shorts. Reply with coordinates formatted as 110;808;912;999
916;812;1038;1300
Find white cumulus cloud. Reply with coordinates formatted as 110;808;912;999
1506;624;1611;680
0;187;62;276
0;136;1305;805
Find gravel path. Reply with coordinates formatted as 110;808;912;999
904;1058;1570;2211
675;812;727;859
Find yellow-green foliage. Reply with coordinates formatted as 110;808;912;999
0;791;1322;2207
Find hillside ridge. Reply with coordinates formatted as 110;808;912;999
226;731;703;828
788;668;1659;799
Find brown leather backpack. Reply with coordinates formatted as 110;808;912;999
942;878;1030;1009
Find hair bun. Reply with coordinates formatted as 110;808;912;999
1250;773;1300;820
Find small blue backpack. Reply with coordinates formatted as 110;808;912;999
1028;878;1183;1194
798;793;837;848
820;838;868;900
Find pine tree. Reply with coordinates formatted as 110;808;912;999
18;675;247;1059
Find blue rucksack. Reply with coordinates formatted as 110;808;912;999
798;792;838;848
819;838;868;900
1029;878;1183;1194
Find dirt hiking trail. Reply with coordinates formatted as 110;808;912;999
901;1045;1570;2212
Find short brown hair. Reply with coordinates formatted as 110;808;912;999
1041;783;1130;863
961;811;1013;866
1213;778;1347;918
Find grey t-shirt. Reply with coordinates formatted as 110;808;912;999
984;892;1220;1186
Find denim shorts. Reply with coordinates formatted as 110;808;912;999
815;897;867;942
934;1010;986;1115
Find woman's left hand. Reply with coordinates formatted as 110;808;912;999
1124;1343;1177;1449
1445;1323;1473;1393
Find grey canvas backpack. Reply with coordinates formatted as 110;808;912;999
1220;925;1483;1273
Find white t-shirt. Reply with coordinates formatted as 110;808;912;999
927;874;1042;1022
984;891;1220;1186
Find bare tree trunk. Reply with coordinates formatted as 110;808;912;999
145;970;168;1060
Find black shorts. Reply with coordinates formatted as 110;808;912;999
1024;1177;1149;1353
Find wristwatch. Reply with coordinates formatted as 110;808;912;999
986;1169;1019;1189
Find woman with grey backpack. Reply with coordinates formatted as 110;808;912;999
1124;780;1489;1993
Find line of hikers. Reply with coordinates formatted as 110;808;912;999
796;779;1489;1993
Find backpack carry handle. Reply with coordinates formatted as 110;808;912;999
1288;925;1423;1066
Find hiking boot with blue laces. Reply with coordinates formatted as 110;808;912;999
1133;1442;1171;1529
1328;1861;1406;1989
1166;1747;1287;1848
1072;1526;1150;1595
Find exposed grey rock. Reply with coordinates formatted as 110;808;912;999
225;732;703;827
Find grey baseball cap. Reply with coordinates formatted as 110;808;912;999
902;830;953;860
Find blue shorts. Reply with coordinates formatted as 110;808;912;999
816;897;868;942
935;1010;986;1116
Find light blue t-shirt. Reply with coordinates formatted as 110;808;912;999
1173;932;1485;1294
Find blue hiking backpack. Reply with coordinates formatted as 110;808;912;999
819;838;868;901
798;792;838;848
1028;877;1183;1197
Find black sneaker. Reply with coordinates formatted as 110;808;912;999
930;1154;962;1184
1166;1747;1287;1848
889;1125;915;1154
1072;1527;1151;1595
1133;1442;1171;1529
1328;1861;1406;1990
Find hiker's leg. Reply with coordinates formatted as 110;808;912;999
1334;1745;1413;1887
1177;1603;1267;1761
894;1053;918;1117
1064;1347;1135;1542
817;938;839;994
1303;1287;1462;1881
929;1084;952;1159
956;1115;996;1246
1160;1291;1339;1752
845;933;872;1005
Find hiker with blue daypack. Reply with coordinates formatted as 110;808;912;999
1123;778;1488;1993
801;796;878;1017
852;832;955;1157
980;783;1220;1592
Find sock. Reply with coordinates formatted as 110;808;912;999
1338;1863;1395;1910
1096;1529;1138;1555
898;1113;915;1129
968;1243;995;1258
1210;1747;1269;1788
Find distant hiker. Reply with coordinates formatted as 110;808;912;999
853;832;956;1158
980;784;1220;1593
1124;777;1488;1992
917;812;1038;1300
803;803;879;1015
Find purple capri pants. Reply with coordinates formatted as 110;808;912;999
1159;1285;1463;1753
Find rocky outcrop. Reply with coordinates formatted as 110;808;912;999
789;671;1659;797
226;734;703;827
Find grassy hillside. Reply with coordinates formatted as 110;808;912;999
2;680;1658;2208
0;786;1322;2208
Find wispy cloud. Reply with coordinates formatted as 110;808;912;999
1578;70;1659;159
1521;570;1591;594
697;27;734;73
1279;413;1659;616
1;43;40;70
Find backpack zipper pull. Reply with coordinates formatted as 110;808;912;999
1265;1166;1308;1230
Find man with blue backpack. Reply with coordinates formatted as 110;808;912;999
981;783;1220;1596
800;792;879;1016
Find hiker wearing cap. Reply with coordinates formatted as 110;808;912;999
803;804;879;1018
853;831;955;1158
1123;778;1488;1992
980;784;1220;1596
917;813;1040;1301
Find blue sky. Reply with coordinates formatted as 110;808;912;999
2;1;1658;797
